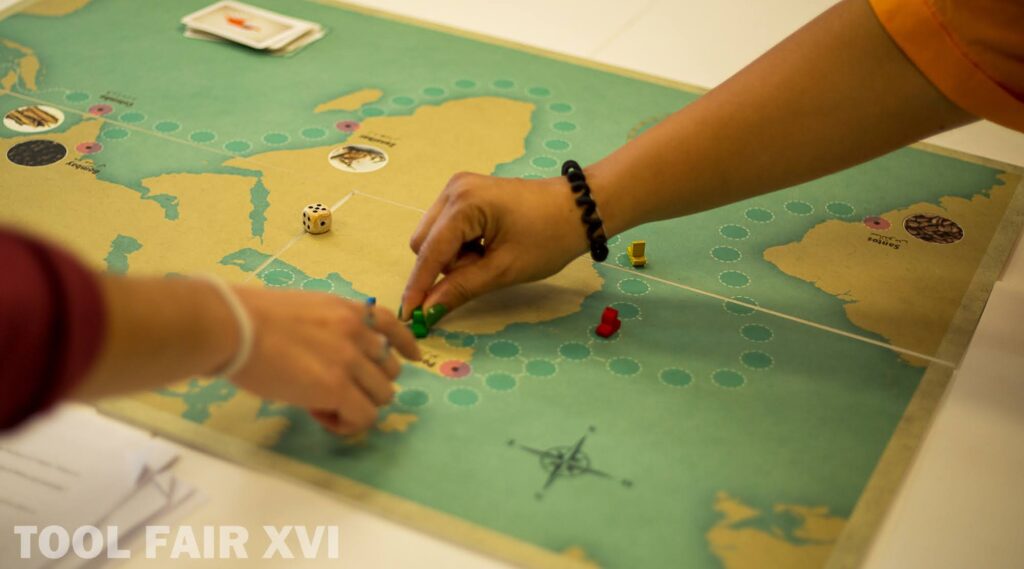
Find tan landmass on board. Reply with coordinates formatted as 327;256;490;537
314;88;383;112
764;174;1018;364
706;491;844;569
134;171;266;280
238;96;604;336
0;120;164;264
134;380;425;447
204;391;291;447
21;0;92;16
561;546;600;567
1;38;39;90
377;412;418;433
2;70;16;91
0;119;268;280
778;503;846;543
131;382;290;447
416;335;475;374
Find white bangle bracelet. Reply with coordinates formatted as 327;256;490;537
197;274;255;378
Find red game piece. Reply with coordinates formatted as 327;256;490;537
601;307;619;324
596;306;621;338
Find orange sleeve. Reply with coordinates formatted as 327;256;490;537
869;0;1024;133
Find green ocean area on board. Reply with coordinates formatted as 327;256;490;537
0;0;1009;566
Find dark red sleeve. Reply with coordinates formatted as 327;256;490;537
0;227;107;429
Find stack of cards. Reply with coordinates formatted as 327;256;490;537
182;1;325;56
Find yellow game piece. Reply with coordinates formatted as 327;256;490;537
627;240;647;267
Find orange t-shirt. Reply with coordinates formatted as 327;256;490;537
870;0;1024;132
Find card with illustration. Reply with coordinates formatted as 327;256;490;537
182;1;313;50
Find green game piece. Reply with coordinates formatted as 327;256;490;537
425;304;447;327
410;307;428;338
410;322;428;338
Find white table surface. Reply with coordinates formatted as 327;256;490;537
4;1;1023;567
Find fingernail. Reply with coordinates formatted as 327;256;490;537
425;304;447;327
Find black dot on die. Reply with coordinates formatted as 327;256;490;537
320;220;326;226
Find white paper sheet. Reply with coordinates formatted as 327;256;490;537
0;407;199;568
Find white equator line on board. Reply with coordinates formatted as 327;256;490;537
354;190;428;213
244;191;356;283
603;263;956;368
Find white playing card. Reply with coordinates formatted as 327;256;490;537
183;27;225;42
182;1;315;50
185;24;325;56
269;25;326;55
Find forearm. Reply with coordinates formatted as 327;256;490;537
587;0;975;235
71;275;238;400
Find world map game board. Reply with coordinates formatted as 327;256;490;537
2;1;1022;567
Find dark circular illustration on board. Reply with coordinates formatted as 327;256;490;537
7;139;68;167
903;213;964;244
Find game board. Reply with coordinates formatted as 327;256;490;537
2;1;1022;567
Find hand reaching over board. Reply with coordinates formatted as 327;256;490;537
50;268;421;436
400;172;590;325
230;288;421;435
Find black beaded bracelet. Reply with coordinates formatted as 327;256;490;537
561;160;609;262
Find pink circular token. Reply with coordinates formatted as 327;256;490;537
336;120;360;132
863;216;891;230
439;360;471;378
88;104;113;116
76;141;102;154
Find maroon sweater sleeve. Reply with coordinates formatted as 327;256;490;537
0;228;106;429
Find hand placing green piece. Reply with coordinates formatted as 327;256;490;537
407;304;447;338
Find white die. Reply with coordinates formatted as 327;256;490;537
302;203;331;234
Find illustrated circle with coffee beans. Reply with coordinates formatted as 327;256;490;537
903;213;964;244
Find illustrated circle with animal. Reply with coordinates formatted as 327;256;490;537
327;144;389;173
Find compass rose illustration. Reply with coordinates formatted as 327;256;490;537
507;426;633;500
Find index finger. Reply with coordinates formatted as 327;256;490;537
401;206;478;318
370;307;422;361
